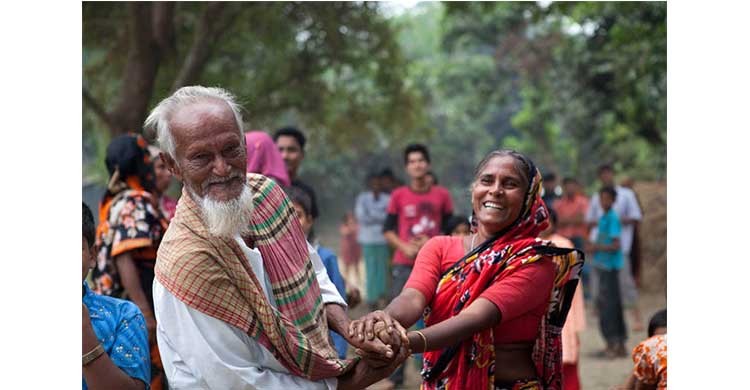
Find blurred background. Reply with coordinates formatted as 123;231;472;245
83;2;666;388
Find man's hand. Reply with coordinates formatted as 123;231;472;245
400;241;420;259
346;319;395;365
354;321;405;368
347;311;408;366
337;343;410;390
349;310;408;345
411;235;429;250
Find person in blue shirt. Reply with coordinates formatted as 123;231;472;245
589;186;628;359
82;202;150;389
286;186;355;359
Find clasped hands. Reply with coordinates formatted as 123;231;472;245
347;310;410;368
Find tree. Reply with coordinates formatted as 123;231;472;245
83;2;423;146
438;1;667;182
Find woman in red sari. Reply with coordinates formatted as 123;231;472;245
350;150;583;390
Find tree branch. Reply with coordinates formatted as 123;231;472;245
171;2;242;91
82;87;117;131
152;2;175;55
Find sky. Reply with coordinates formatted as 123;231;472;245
379;0;424;17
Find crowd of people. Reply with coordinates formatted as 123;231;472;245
82;85;666;390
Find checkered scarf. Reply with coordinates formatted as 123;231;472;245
155;173;354;380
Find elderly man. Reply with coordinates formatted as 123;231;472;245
145;86;407;390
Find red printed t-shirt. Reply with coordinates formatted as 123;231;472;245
552;194;589;239
405;236;556;343
387;185;454;266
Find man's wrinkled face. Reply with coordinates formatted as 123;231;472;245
276;135;303;177
165;100;247;203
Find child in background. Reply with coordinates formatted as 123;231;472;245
339;211;362;287
287;186;352;359
617;309;667;390
541;210;585;390
589;186;628;358
82;202;150;389
442;215;470;237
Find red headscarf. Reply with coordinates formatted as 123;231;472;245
421;155;584;390
245;131;291;187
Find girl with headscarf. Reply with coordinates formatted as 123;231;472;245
93;133;169;390
245;130;291;187
148;145;177;221
350;150;584;390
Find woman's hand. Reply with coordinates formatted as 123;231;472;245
346;320;396;365
349;310;408;346
353;321;408;368
347;311;409;366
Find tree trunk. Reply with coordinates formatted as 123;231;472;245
84;2;241;139
171;2;241;91
107;3;163;137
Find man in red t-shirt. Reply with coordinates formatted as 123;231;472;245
553;177;589;250
382;143;453;386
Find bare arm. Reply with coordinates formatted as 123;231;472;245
384;287;428;329
326;303;351;337
384;231;418;259
115;253;156;339
83;304;146;390
594;237;621;252
115;253;151;314
406;298;500;353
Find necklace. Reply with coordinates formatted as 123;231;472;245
470;234;477;251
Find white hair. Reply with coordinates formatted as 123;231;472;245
144;86;245;158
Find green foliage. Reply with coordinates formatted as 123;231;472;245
438;1;667;183
83;2;425;183
83;2;667;235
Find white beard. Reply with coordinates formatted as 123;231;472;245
189;183;254;238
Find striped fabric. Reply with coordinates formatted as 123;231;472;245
155;173;354;380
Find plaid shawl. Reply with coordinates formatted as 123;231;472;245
155;173;354;380
421;165;584;390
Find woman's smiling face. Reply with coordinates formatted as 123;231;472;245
471;155;528;236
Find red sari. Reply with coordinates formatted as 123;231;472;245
420;168;584;390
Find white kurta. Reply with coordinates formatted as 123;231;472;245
154;238;347;390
